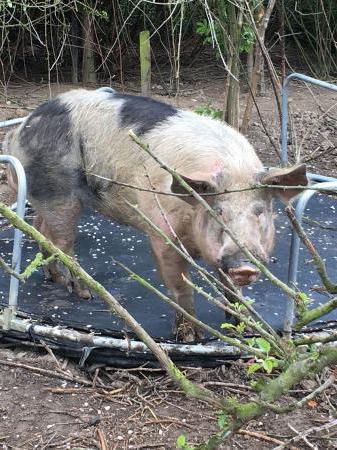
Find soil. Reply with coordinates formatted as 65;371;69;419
0;71;337;449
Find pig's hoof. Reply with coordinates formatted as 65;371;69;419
175;321;203;343
70;278;92;299
42;265;53;281
74;284;92;299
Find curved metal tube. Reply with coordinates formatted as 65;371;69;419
281;73;337;165
96;86;116;94
0;156;27;310
0;117;26;129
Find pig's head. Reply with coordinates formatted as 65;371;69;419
171;164;308;287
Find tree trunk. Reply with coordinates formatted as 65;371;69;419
246;46;254;84
241;0;277;134
223;1;243;130
70;12;80;84
82;9;96;85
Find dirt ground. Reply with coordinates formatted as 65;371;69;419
0;71;337;449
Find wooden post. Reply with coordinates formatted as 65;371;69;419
139;30;151;95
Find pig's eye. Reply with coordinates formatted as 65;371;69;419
254;206;264;217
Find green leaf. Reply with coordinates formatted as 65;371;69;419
245;298;255;305
247;362;261;374
247;337;256;347
256;338;271;354
233;302;244;312
236;322;246;334
298;291;310;305
249;378;266;392
262;357;279;374
220;323;236;330
217;412;228;429
177;435;186;448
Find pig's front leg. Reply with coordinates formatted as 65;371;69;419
150;236;203;342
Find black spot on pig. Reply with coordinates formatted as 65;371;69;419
113;93;178;135
19;99;79;201
20;99;72;157
24;164;86;201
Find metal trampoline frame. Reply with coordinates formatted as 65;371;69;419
0;75;336;361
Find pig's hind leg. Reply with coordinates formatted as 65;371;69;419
34;199;91;299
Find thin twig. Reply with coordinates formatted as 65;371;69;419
272;419;337;450
88;171;334;197
115;259;265;358
261;375;335;413
238;429;300;450
0;358;96;386
96;427;108;450
287;424;318;450
286;205;337;293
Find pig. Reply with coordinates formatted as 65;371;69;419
4;89;308;342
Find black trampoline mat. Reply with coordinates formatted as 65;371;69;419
0;195;337;340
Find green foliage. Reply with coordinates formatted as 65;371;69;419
296;291;310;316
176;434;194;450
194;104;223;120
221;321;246;335
196;19;220;46
240;24;255;53
217;412;229;429
196;13;255;56
298;291;310;303
249;378;267;392
247;337;279;374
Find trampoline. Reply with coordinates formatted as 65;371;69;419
0;74;337;367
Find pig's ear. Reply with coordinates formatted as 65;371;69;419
260;164;308;203
171;174;217;204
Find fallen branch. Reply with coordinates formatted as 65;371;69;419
0;201;221;408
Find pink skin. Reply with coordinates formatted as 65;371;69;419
190;192;275;285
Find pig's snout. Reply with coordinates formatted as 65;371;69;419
228;265;261;286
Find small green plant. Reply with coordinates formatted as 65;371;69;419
217;412;229;429
297;291;311;315
247;337;279;374
196;17;255;55
195;104;223;120
221;321;246;335
196;19;221;46
240;24;255;53
176;434;194;450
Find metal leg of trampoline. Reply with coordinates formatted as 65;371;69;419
284;181;337;336
281;73;337;335
0;156;27;328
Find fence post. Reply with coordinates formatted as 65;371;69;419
139;30;151;96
